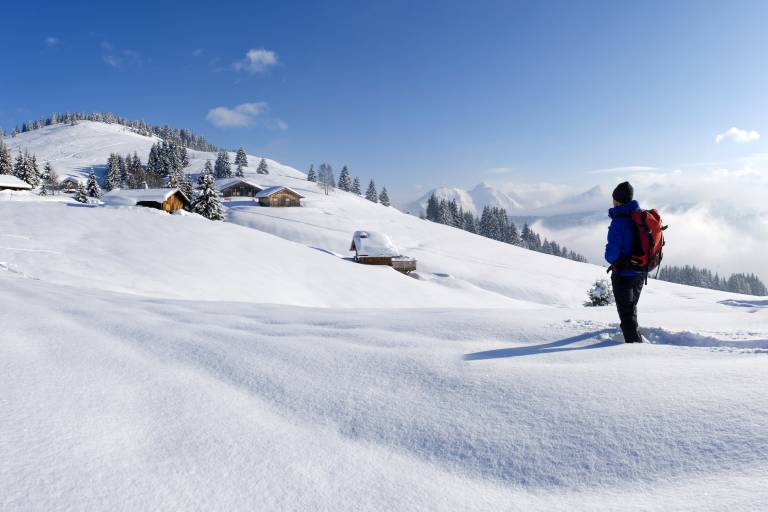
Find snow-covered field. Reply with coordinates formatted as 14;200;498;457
2;122;768;511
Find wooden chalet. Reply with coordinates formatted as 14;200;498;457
216;177;264;200
60;177;81;193
255;186;304;207
101;188;190;213
349;231;417;273
0;175;33;192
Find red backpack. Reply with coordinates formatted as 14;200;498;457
622;209;667;276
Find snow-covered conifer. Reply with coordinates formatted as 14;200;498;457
584;278;614;307
337;166;352;191
235;147;248;177
193;173;224;220
86;170;102;198
74;183;88;203
426;194;439;221
199;160;214;184
214;150;231;178
351;176;361;195
365;179;378;202
105;153;122;191
256;158;269;175
0;142;12;175
378;186;390;206
306;164;316;182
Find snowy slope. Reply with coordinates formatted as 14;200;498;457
2;272;767;511
2;120;768;511
0;202;519;308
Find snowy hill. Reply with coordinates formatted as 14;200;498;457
2;120;768;511
2;121;304;183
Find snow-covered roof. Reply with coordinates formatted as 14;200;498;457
215;177;263;192
349;230;401;257
60;176;82;184
255;186;305;198
102;188;189;206
0;175;33;190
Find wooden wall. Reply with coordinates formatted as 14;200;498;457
162;193;187;212
259;189;302;207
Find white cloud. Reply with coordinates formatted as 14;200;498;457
715;127;760;144
101;42;142;69
585;165;657;175
192;48;204;57
206;102;270;127
45;36;59;47
233;48;278;74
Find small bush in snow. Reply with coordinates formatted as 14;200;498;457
584;278;614;307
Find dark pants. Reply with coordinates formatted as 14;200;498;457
612;274;644;343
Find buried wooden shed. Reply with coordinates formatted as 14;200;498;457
255;186;304;207
349;230;417;273
0;175;33;191
101;188;190;213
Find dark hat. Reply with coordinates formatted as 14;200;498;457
612;181;633;204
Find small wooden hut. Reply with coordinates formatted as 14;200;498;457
349;231;417;273
101;188;190;213
216;178;263;200
60;177;81;193
255;186;304;207
0;175;33;191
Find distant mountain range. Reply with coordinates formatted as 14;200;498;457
401;182;609;218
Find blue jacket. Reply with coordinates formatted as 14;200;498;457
605;200;640;276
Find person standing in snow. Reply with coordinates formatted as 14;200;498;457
605;181;644;343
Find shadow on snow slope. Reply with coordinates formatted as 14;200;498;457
464;326;768;360
464;329;620;360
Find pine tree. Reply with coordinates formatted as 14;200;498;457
256;158;269;175
86;170;102;198
193;173;224;220
105;153;122;191
118;154;128;185
28;155;41;188
521;223;537;249
365;179;378;202
337;166;352;191
235;147;248;177
74;182;88;203
0;142;12;175
147;143;161;176
306;164;316;182
15;151;40;187
200;160;214;182
462;211;478;233
127;153;145;189
13;152;24;178
351;176;361;195
436;200;452;225
506;221;520;245
426;193;440;221
378;187;390;206
214;150;231;178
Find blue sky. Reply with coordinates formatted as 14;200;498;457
2;0;768;199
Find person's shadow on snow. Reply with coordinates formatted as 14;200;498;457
463;329;620;360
